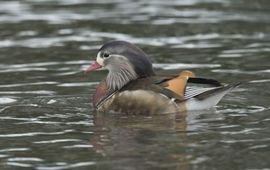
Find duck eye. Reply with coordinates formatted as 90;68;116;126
103;52;110;58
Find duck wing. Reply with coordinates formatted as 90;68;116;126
120;77;185;101
183;82;241;110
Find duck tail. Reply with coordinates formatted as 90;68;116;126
184;82;241;111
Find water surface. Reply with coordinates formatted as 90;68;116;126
0;0;270;170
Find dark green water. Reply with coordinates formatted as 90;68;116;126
0;0;269;169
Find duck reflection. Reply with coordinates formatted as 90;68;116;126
89;112;190;170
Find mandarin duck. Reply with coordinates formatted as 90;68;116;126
86;41;240;114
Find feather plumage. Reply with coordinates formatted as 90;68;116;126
87;41;241;114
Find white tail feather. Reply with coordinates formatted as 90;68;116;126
185;83;240;111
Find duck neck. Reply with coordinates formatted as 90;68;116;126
106;66;138;91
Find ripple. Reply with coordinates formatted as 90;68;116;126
58;82;96;87
0;130;74;138
221;138;270;144
220;128;261;135
0;60;92;73
17;30;38;37
0;40;14;47
0;116;38;122
6;162;32;168
218;53;243;58
0;154;9;158
2;30;265;50
16;121;63;125
249;145;268;150
249;79;270;83
191;156;209;164
8;157;43;162
0;1;29;15
47;99;57;104
54;71;80;76
57;29;73;35
34;139;82;144
0;97;17;104
67;121;94;126
0;1;269;169
62;144;93;149
79;45;101;50
154;63;220;70
0;82;58;88
0;67;48;73
0;62;59;68
172;43;222;49
15;36;99;48
221;48;270;54
212;69;270;75
0;148;30;152
217;125;240;129
0;90;55;95
37;162;96;170
218;106;267;114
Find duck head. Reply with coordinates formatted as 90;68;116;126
86;41;155;90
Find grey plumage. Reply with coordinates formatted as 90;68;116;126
100;41;154;77
99;41;154;91
106;59;138;90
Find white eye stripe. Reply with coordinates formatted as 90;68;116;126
97;51;102;58
96;51;104;66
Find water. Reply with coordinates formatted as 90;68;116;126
0;0;269;169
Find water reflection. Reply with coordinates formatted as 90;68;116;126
0;0;270;169
90;112;190;170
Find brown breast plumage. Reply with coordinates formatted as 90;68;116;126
96;90;179;115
